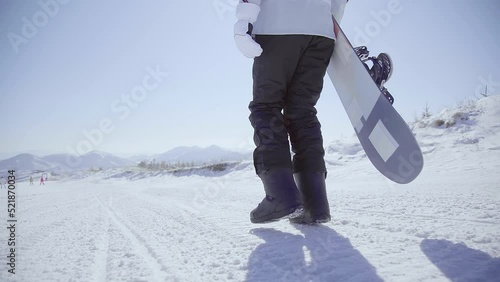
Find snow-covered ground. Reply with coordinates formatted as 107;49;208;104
1;96;499;281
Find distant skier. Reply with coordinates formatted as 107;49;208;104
40;176;45;185
0;177;6;189
30;176;34;186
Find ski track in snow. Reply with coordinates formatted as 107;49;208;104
1;96;500;281
93;193;174;281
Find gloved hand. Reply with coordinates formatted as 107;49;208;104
234;1;262;58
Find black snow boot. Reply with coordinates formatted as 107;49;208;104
290;172;331;224
250;168;304;224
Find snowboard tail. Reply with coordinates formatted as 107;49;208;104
327;18;423;184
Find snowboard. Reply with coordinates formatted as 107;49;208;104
326;18;423;184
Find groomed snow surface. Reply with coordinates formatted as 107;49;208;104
1;96;500;281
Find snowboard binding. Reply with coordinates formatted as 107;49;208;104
354;46;395;105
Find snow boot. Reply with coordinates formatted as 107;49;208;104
250;168;304;224
290;171;331;224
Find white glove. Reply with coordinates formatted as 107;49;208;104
234;2;262;58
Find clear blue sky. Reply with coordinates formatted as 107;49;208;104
1;0;499;157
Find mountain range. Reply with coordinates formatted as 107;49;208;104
152;145;251;164
0;146;251;172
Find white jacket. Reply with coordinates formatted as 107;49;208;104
246;0;348;40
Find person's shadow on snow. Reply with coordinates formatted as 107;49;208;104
246;225;383;281
421;239;500;282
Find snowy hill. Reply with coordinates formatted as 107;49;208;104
74;150;137;170
325;95;500;167
42;153;84;169
0;146;251;173
0;151;136;172
153;145;251;164
0;97;499;281
0;153;61;171
408;95;500;175
413;95;500;150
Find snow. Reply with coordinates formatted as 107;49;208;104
1;96;499;281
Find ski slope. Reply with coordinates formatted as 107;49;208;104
1;96;499;281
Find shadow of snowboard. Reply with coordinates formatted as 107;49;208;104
421;239;500;282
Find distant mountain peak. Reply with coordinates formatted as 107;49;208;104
84;150;111;157
154;145;251;164
0;151;136;172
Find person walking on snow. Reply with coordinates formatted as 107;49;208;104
0;177;6;189
30;176;34;186
40;176;45;185
234;0;349;224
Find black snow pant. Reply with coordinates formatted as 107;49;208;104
249;35;335;175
